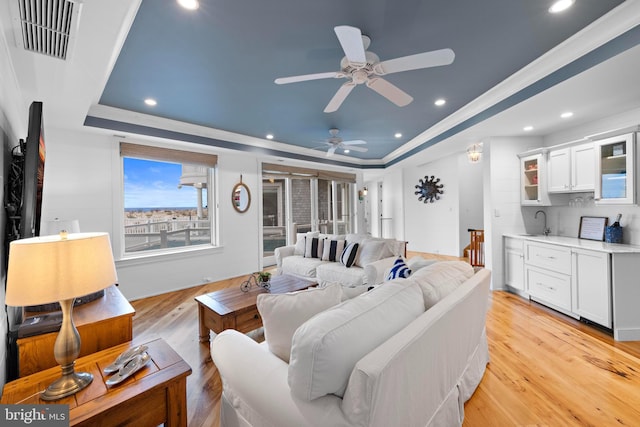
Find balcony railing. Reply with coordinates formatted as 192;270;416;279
124;218;210;252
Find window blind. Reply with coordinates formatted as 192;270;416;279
120;142;218;167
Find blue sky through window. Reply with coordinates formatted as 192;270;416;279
124;158;204;208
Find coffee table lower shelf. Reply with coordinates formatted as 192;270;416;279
195;274;315;342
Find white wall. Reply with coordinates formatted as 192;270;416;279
402;155;460;255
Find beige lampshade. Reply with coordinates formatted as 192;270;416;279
5;232;118;307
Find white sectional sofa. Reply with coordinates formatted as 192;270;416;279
274;233;406;288
211;261;491;427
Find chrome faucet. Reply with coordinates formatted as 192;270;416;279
535;210;551;236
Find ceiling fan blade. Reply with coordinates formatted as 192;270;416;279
374;49;455;75
341;139;367;145
343;145;368;153
326;146;337;157
366;77;413;107
334;26;366;64
324;82;356;113
275;71;341;84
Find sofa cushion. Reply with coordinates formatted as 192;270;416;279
288;280;425;401
411;261;475;309
316;262;366;287
282;256;327;278
386;256;411;280
340;242;359;267
322;239;346;262
304;236;324;259
407;256;438;272
257;284;342;363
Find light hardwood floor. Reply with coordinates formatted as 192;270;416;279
129;266;640;426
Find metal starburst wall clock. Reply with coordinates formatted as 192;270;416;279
415;175;444;203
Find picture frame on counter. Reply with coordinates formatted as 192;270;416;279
578;216;608;241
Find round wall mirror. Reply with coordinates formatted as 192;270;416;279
232;182;251;213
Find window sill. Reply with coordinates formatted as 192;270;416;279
115;244;223;267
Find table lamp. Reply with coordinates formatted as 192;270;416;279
6;232;118;400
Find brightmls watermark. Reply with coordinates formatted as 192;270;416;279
1;405;68;426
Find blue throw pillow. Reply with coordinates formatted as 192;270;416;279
387;257;412;280
340;242;359;268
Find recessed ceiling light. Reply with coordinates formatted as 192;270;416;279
560;111;574;119
523;126;534;132
266;134;274;140
344;149;350;154
549;0;575;14
434;99;446;106
144;98;157;106
394;133;402;138
177;0;199;10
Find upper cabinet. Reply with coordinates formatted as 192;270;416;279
593;132;638;205
548;142;595;193
519;151;550;206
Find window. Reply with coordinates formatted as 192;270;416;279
120;143;217;255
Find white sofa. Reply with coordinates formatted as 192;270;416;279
274;233;406;288
211;262;491;427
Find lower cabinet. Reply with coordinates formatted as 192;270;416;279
504;237;525;292
572;249;611;328
521;240;612;328
526;265;572;312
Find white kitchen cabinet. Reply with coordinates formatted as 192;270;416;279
523;240;573;315
505;234;640;340
548;143;595;193
572;248;611;328
519;151;550;205
504;237;525;292
594;132;638;204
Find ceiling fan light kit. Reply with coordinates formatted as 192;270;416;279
315;128;368;157
275;25;455;113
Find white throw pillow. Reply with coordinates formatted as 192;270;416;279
256;284;342;363
288;280;425;401
411;261;475;309
355;239;386;267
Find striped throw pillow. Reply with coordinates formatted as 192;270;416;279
304;237;324;259
322;239;346;262
387;257;412;280
340;242;359;268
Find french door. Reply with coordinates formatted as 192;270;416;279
261;175;354;266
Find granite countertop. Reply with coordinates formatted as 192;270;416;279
503;233;640;254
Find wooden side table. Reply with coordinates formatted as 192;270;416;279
17;285;135;377
1;338;192;427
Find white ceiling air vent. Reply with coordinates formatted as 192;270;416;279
15;0;82;60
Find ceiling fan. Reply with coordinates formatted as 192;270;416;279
315;128;368;157
275;25;455;113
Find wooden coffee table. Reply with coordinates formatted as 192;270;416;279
195;274;316;342
1;338;192;427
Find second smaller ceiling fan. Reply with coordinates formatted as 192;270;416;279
315;128;368;157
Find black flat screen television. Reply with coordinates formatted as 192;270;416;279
21;101;46;239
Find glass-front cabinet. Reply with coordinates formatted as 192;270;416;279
519;151;550;206
594;132;637;205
